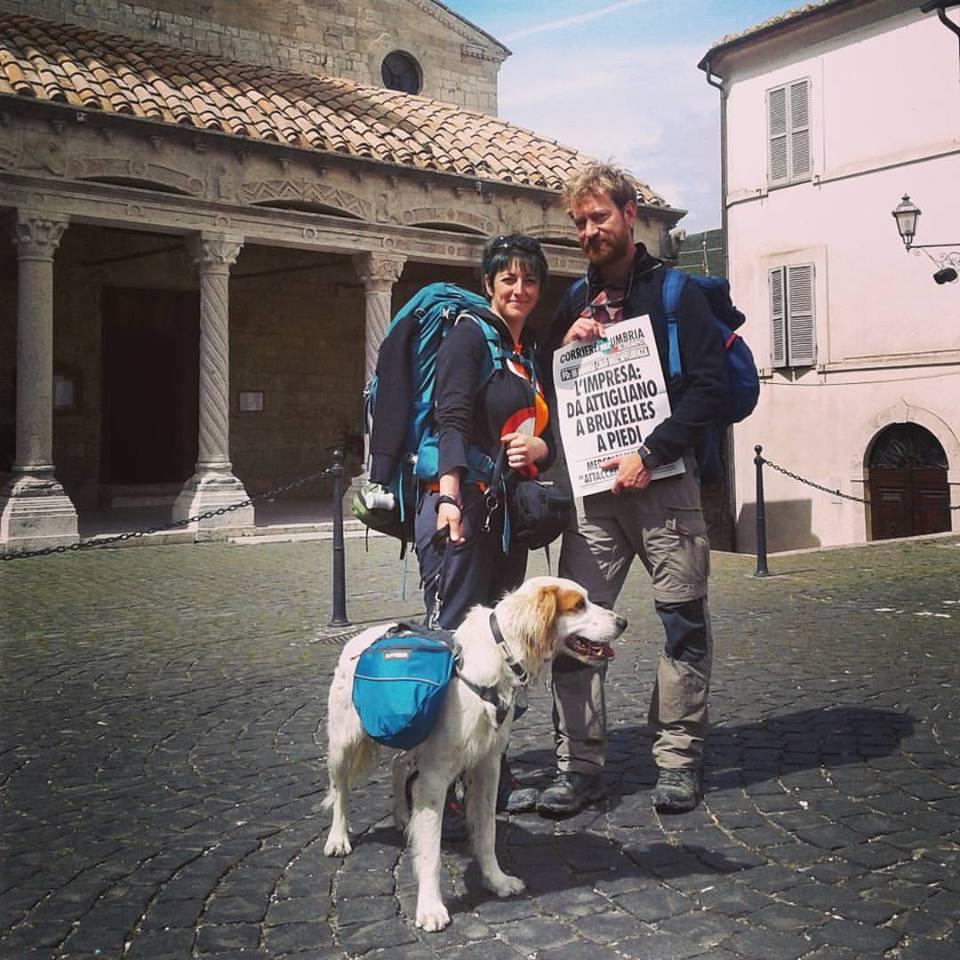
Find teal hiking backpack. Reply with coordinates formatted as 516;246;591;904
354;282;521;541
661;268;759;483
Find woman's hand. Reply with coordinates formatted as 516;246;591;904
501;432;548;471
436;500;463;543
561;315;603;346
436;475;464;543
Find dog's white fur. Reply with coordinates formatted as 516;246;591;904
322;576;626;931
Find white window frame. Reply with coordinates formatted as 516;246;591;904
769;263;816;369
767;78;811;186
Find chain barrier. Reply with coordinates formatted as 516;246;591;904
1;464;337;562
760;454;960;511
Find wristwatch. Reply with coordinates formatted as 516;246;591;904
638;443;660;470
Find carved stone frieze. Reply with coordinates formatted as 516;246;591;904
240;178;372;221
402;206;495;236
65;157;205;195
21;133;68;177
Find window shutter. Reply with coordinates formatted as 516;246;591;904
789;80;811;180
767;86;788;184
786;264;816;366
769;267;786;367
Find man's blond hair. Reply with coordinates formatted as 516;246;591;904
563;162;639;212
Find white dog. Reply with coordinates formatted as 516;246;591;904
322;576;627;931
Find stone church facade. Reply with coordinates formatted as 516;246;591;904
0;0;681;553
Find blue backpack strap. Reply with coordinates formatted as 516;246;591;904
661;267;686;378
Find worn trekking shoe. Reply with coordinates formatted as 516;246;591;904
536;772;606;818
496;756;538;814
652;767;702;814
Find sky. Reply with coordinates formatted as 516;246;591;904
442;0;804;233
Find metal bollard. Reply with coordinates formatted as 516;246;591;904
329;449;350;626
754;445;769;577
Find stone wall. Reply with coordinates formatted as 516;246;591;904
0;0;505;112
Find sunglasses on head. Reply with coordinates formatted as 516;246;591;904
491;234;544;255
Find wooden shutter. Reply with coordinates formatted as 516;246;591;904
767;86;788;184
769;267;786;367
786;263;816;366
789;80;811;180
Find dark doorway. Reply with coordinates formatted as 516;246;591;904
868;424;950;540
100;288;199;485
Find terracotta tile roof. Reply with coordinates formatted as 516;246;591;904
700;0;843;66
0;13;667;203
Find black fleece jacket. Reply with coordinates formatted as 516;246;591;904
540;244;728;469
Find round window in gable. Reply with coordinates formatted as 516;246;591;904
382;50;422;95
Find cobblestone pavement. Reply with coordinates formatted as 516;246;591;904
2;533;959;960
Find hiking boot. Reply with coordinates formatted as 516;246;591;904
536;771;606;818
652;766;702;814
496;756;538;814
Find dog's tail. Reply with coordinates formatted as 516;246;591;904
321;736;378;810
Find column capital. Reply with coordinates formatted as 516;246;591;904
188;233;244;269
353;251;406;292
13;211;68;260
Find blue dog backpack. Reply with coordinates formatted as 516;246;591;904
358;283;534;541
351;623;457;750
661;268;760;483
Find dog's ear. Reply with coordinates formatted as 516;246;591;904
515;584;560;665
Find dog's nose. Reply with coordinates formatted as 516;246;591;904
615;615;628;631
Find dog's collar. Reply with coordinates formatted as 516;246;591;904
489;611;528;687
454;611;528;727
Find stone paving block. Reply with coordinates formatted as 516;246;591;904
615;929;709;959
807;917;901;953
263;919;338;953
722;924;813;960
895;941;960;960
750;901;827;931
497;913;574;951
195;921;261;952
572;908;647;943
658;909;743;948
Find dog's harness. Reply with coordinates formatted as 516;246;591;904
455;611;528;727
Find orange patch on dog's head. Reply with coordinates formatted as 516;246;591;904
556;588;587;615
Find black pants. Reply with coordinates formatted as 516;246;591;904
415;485;528;630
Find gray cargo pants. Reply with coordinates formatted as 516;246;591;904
553;461;713;773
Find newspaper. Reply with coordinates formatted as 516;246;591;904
552;313;684;498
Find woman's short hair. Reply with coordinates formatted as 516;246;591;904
563;162;639;212
480;233;549;295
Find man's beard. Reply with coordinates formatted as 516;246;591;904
583;231;631;267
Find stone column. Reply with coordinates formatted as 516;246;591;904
353;252;405;482
353;252;406;386
0;212;79;553
172;234;254;537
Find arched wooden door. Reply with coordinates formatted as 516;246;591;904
868;424;950;540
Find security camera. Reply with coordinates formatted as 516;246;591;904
933;267;958;285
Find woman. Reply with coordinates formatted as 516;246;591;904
414;233;554;834
416;233;553;630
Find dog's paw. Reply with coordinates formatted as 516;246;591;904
486;872;525;898
415;902;451;931
323;833;352;857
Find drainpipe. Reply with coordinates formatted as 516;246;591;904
702;60;728;277
702;58;741;550
921;1;960;62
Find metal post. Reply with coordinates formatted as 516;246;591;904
329;449;350;626
754;445;769;577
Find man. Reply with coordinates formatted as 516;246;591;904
537;162;728;817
